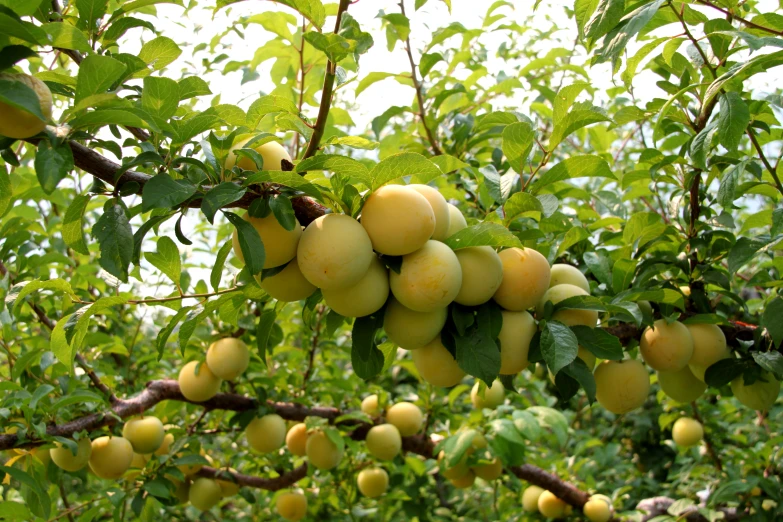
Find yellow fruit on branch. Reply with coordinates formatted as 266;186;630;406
322;256;389;317
383;298;447;350
365;423;402;461
178;361;222;402
276;491;307;521
286;423;308;457
360;184;435;255
231;211;301;269
522;485;545;512
361;394;380;416
658;366;706;403
390;240;462;312
50;438;92;472
493;247;551;312
671;417;704;448
686;323;728;367
0;73;52;139
408;184;451;240
89;436;134;479
216;468;241;497
225;138;291;171
731;371;780;411
411;336;466;387
188;477;223;511
445;203;467;237
206;338;250;380
594;359;650;414
258;259;317;302
246;414;286;454
583;495;612;522
385;402;423;436
357;467;389;497
640;320;693;372
305;430;343;470
498;310;536;375
472;457;503;481
549;264;590;292
154;433;175;456
538;490;568;518
454;246;504;306
449;469;476;489
536;283;598;327
122;416;165;454
471;380;505;410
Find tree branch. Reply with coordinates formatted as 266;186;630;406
747;127;783;195
301;0;350;160
693;0;783;37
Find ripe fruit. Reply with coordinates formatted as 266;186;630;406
155;433;175;456
498;310;536;375
549;264;590;292
360;184;435;255
0;73;52;139
361;394;380;416
231;211;301;269
536;284;598;327
246;414;286;453
50;438;92;472
731;371;780;411
686;323;729;368
640;320;694;371
408;184;450;240
206;338;250;380
577;346;597;371
672;417;704;448
216;468;240;497
171;479;190;504
522;485;545;512
471;380;505;409
357;467;389;497
449;469;476;489
286;423;308;457
89;436;134;479
305;430;343;470
225;138;291;171
493;247;551;311
365;423;402;461
594;359;650;414
438;450;470;480
454;246;504;306
658;366;706;403
445;203;468;237
411;336;466;387
472;457;502;481
258;259;317;302
383;298;447;350
583;495;612;522
390;240;462;312
126;452;149;480
122;416;165;454
276;491;307;521
322;256;389;317
297;214;374;289
178;361;222;402
386;402;423;436
189;477;223;511
538;490;567;518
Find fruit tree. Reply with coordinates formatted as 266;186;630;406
0;0;782;520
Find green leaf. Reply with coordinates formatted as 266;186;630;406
593;0;665;64
503;192;543;223
727;237;768;275
34;140;74;194
717;160;747;209
210;240;233;292
444;222;522;250
583;0;622;43
557;227;589;257
138;36;182;70
74;54;127;105
562;357;596;403
752;351;783;380
0;78;46;121
303;32;356;63
223;211;265;275
355;72;409;98
101;16;155;44
141;173;197;212
0;501;31;520
69;108;149;130
269;195;296;231
531;155;613;194
419;52;443;76
716;92;750;151
256;308;277;365
540;320;578;375
243;171;321;200
571;325;623;360
43;22;91;52
142;76;179;120
0;165;10;217
370;152;442;189
76;0;108;32
527;406;569;447
246;95;299;128
200;182;246;224
91;200;133;282
0;11;46;45
325;135;379;151
66;295;129;364
352;312;384;380
145;236;181;286
502;121;535;173
155;306;191;359
0;466;50;519
704;358;746;388
550;102;611;148
62;194;91;255
0;46;36;73
7;278;76;314
296;154;371;187
430;154;469;174
612;257;637;293
268;0;325;29
454;306;502;386
178;76;212;100
583;251;612;287
762;297;783;348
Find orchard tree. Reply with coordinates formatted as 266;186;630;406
0;0;781;521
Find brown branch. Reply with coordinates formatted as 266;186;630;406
399;0;442;156
510;465;589;508
58;483;76;522
196;464;307;491
747;128;783;195
693;0;783;37
301;0;350;160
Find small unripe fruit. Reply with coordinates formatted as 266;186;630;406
658;366;706;403
155;433;175;456
522;485;545;512
360;184;435;255
583;495;612;522
549;264;590;292
686;323;729;367
731;371;780;411
286;423;308;457
216;468;240;497
536;284;598;327
408;184;450;240
0;73;52;139
225;139;291;171
231;211;301;269
89;436;134;479
365;423;402;461
498;310;536;375
493;248;551;311
305;430;343;470
390;240;462;312
297;214;374;289
246;414;286;454
357;467;389;497
445;203;468;237
258;259;317;302
454;246;504;306
672;417;704;448
189;477;222;511
438;451;469;480
122;416;165;454
386;402;423;436
449;469;476;489
276;491;307;521
171;479;190;504
472;458;502;481
640;320;693;371
126;452;149;480
383;298;447;350
411;336;466;387
594;359;650;414
178;361;222;402
206;338;250;380
50;438;92;472
471;380;505;409
322;256;389;317
578;346;597;371
361;395;380;416
538;490;567;518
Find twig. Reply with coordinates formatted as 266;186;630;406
693;0;783;37
295;17;307;159
690;402;723;472
301;305;326;392
747;128;783;195
58;483;76;522
187;409;210;435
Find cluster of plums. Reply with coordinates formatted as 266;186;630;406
523;486;614;522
